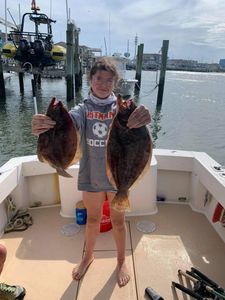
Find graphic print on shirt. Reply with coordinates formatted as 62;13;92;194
111;102;117;112
92;122;108;138
86;108;115;148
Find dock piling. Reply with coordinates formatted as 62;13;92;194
31;78;35;97
0;52;6;100
31;78;38;114
135;43;144;92
37;74;41;87
66;22;75;101
156;40;169;108
74;26;82;92
19;72;24;94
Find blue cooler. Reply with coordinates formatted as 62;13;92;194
76;200;87;225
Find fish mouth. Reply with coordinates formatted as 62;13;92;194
52;98;59;106
117;94;133;110
120;99;133;111
49;97;61;110
126;99;132;108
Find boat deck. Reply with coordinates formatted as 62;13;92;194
1;203;225;300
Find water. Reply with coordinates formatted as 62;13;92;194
148;71;225;163
0;70;225;167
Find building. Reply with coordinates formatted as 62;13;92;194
219;59;225;70
142;53;161;70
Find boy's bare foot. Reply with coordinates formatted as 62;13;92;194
72;256;94;281
117;261;130;287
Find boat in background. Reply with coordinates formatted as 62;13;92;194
109;54;138;97
2;0;66;71
3;72;13;82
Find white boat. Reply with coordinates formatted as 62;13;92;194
3;72;13;82
111;55;138;97
0;149;225;299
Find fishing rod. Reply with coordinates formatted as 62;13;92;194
23;62;38;114
172;268;225;300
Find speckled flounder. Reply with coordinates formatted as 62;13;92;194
106;95;152;211
37;97;79;177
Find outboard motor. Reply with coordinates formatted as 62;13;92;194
44;36;53;51
19;39;30;53
33;39;44;55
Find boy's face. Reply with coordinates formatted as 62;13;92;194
91;70;115;99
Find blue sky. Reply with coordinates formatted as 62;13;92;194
1;0;225;63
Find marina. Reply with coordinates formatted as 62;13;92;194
0;1;225;299
1;69;225;300
1;70;225;168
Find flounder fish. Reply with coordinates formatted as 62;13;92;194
37;97;79;177
106;95;152;211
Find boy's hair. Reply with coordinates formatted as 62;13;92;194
88;57;120;84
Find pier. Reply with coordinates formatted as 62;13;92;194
0;52;6;99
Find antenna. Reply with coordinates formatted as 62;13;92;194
66;0;69;23
19;4;21;28
124;40;130;58
104;37;108;56
108;13;111;56
7;8;19;30
5;0;7;41
134;34;138;58
50;0;52;19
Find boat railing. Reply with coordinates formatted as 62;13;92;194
9;31;52;45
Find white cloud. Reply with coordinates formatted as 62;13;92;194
1;0;225;62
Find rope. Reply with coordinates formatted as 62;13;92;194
133;65;160;100
6;196;17;220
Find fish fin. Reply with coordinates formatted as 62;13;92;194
132;149;152;188
37;151;44;162
56;167;72;178
70;130;82;165
106;168;116;189
141;137;153;178
106;156;117;189
130;135;153;189
111;190;131;212
38;156;49;164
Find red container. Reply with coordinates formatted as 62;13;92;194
100;199;112;232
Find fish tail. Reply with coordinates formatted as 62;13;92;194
111;190;131;212
56;167;72;178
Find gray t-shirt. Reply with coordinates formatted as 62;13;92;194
69;92;117;192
